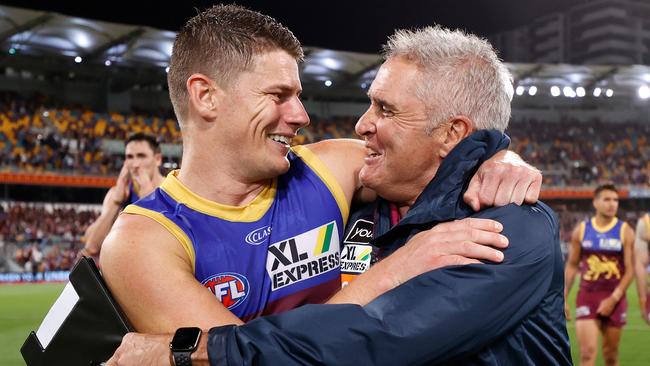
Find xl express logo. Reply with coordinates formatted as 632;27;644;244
266;221;340;290
202;272;249;310
340;244;372;274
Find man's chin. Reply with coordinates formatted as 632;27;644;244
263;158;291;178
359;171;380;192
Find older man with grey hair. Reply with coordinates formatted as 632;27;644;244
106;24;569;366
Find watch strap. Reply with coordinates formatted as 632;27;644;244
172;351;192;366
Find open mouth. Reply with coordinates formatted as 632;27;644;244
267;134;292;148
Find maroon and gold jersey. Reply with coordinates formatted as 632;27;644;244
578;217;628;292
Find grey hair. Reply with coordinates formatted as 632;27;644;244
383;25;513;133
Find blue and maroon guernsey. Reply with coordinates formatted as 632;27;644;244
578;217;628;292
123;145;348;321
119;182;140;210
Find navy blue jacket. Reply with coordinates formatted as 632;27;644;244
207;130;572;365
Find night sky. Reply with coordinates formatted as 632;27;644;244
2;0;583;53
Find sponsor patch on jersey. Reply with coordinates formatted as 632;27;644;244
202;272;249;310
340;244;372;274
266;221;340;290
598;238;622;251
343;219;374;244
576;306;590;318
245;225;272;246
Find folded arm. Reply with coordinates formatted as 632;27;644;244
206;204;558;365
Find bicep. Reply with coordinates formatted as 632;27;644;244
100;215;242;333
305;139;365;203
566;226;582;266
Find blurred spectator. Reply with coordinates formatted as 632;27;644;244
507;118;650;187
2;201;99;272
0;92;180;175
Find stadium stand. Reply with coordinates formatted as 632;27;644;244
2;94;650;188
0;201;99;275
0;93;181;175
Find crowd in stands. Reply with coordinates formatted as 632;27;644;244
507;119;650;187
2;93;649;187
0;93;180;175
0;201;99;272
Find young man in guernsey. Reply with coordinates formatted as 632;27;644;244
634;212;650;326
565;184;635;366
81;132;164;260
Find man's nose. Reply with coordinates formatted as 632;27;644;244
355;109;376;138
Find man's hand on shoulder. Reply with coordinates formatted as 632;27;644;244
464;150;542;211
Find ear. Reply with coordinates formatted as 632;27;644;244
154;153;163;167
439;115;473;158
186;73;224;121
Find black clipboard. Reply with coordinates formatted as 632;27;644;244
21;256;133;365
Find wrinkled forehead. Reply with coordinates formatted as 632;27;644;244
373;57;424;90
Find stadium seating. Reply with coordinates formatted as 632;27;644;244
0;202;98;272
2;93;649;188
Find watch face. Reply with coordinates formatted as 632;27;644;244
171;327;201;352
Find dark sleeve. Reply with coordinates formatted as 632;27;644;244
207;204;559;366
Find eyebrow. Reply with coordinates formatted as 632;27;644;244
368;92;398;111
267;84;302;95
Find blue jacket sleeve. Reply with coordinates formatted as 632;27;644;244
207;204;559;366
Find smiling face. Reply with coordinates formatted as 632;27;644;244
217;49;310;182
355;57;447;205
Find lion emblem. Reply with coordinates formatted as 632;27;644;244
584;254;621;281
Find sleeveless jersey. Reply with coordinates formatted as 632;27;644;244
578;217;627;292
123;146;348;321
120;182;140;209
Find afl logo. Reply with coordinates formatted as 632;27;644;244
245;225;272;245
202;272;249;310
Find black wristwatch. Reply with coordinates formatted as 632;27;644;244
170;327;202;366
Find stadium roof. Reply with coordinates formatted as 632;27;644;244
1;4;650;101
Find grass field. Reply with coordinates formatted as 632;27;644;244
1;282;649;365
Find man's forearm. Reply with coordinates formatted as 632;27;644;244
205;207;559;366
207;259;554;366
85;208;120;252
326;258;395;305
